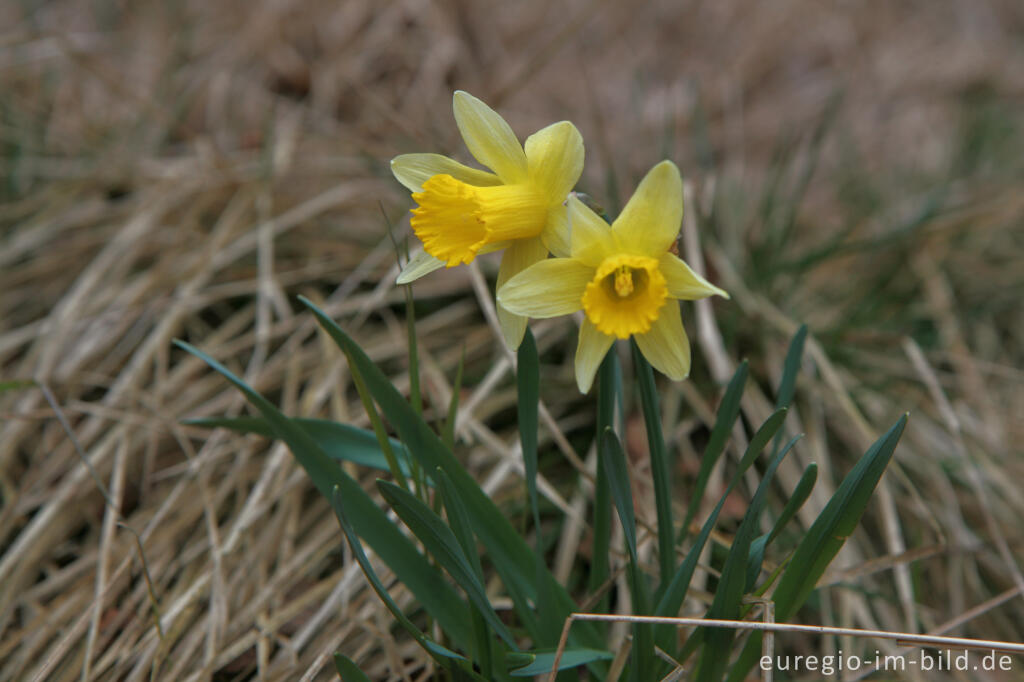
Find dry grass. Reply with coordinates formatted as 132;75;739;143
1;1;1022;680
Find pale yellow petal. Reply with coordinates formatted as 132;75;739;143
613;160;683;258
496;237;549;349
659;253;729;300
391;153;501;193
634;301;691;381
575;319;615;393
452;91;528;185
396;249;445;284
541;204;571;258
524;121;584;205
497;256;591;319
568;195;616;267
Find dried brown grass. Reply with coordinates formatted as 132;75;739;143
1;0;1022;680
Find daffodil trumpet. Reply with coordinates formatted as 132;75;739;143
497;160;728;392
390;91;584;349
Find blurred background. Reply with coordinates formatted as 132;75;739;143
1;1;1022;679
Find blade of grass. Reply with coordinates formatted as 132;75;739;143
630;340;674;585
680;361;749;545
442;347;466;451
518;328;541;543
299;298;605;655
186;416;412;477
333;654;372;682
377;479;518;649
330;487;474;671
746;463;818;591
587;349;618;619
725;414;908;682
435;468;498;679
175;341;472;642
508;648;615;677
694;434;802;682
655;408;788;650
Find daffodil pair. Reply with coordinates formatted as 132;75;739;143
391;91;728;392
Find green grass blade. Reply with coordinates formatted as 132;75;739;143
333;654;371;682
587;349;618;618
517;328;541;541
508;648;615;677
442;348;466;451
330;486;472;669
186;416;412;477
680;361;749;544
725;414;908;682
298;297;604;654
630;340;675;585
435;468;497;678
377;479;518;649
600;427;638;563
655;409;787;644
694;434;802;682
775;325;807;411
174;340;472;645
746;462;818;591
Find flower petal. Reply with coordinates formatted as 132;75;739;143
612;160;683;258
575;319;615;393
541;204;571;258
568;195;616;267
496;237;549;349
634;300;691;381
497;256;591;319
452;91;528;185
659;253;729;300
391;153;501;193
524;121;584;205
396;249;445;284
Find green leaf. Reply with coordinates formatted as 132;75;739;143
442;348;466;451
725;414;908;682
186;416;412;477
333;653;371;682
298;298;605;658
775;325;807;411
434;468;496;678
0;379;36;395
600;428;638;563
694;434;802;682
746;463;818;591
680;361;749;544
587;349;618;623
517;328;541;540
331;486;467;667
377;479;518;649
174;341;472;645
508;648;615;676
630;340;674;584
655;408;787;650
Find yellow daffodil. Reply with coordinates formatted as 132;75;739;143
497;161;729;392
391;91;582;348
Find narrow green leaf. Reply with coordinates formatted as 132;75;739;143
517;328;541;540
0;379;36;394
298;298;604;657
174;340;472;645
333;653;371;682
377;479;518;649
330;486;467;667
630;340;674;584
435;468;495;678
775;325;807;411
725;415;908;682
694;434;802;682
600;428;638;563
508;648;615;676
746;463;818;591
186;416;412;477
655;408;787;646
681;361;749;543
442;347;466;451
588;349;618;618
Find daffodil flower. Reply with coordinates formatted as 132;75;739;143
497;161;728;392
391;91;583;348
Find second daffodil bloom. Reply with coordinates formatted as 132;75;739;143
497;161;729;392
390;91;583;349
